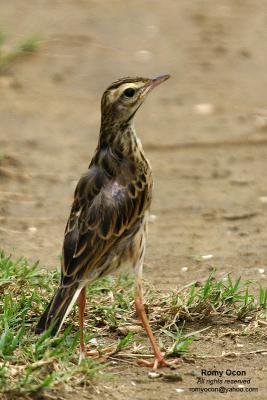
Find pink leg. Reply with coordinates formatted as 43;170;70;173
77;287;98;357
77;287;113;357
134;253;179;369
135;282;169;369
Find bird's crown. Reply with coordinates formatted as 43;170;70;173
100;75;170;125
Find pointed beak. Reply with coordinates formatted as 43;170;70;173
143;74;170;95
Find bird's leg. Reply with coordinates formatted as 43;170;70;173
135;279;168;368
77;287;99;357
77;287;114;358
134;261;178;369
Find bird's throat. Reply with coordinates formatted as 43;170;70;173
99;121;141;157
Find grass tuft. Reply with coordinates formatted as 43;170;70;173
0;251;266;396
0;32;40;74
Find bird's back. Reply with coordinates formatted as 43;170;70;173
61;138;152;285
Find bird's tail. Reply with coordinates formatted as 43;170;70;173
35;282;82;336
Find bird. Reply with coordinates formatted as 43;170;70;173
35;74;172;369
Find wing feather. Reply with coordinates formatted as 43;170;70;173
61;163;151;283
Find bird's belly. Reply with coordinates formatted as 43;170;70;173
87;222;146;281
87;248;129;281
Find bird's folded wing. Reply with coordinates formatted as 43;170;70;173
61;166;149;283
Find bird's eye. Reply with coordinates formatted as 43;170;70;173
124;88;136;98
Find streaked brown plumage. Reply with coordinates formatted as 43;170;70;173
36;75;172;369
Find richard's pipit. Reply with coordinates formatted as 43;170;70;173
36;75;173;369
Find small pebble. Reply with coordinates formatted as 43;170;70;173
88;338;97;345
181;267;188;272
28;226;37;233
148;370;162;379
258;268;265;274
236;343;244;348
202;254;214;260
135;50;152;62
118;325;143;335
191;370;201;377
148;214;157;222
194;103;214;115
175;388;185;393
163;373;183;382
231;178;249;186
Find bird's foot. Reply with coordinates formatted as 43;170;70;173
137;355;180;370
80;346;114;358
82;349;99;358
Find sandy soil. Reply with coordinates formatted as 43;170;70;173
0;1;267;398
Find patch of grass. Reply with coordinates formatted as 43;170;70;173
158;271;267;325
162;322;211;356
0;251;266;396
0;32;40;74
0;253;102;395
0;153;5;164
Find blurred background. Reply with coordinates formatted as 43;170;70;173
0;0;267;289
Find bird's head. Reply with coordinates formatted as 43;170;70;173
101;75;170;126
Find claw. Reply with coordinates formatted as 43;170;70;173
83;349;99;358
137;356;180;369
81;346;115;358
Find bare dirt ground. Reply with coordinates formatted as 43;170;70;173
0;1;267;399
